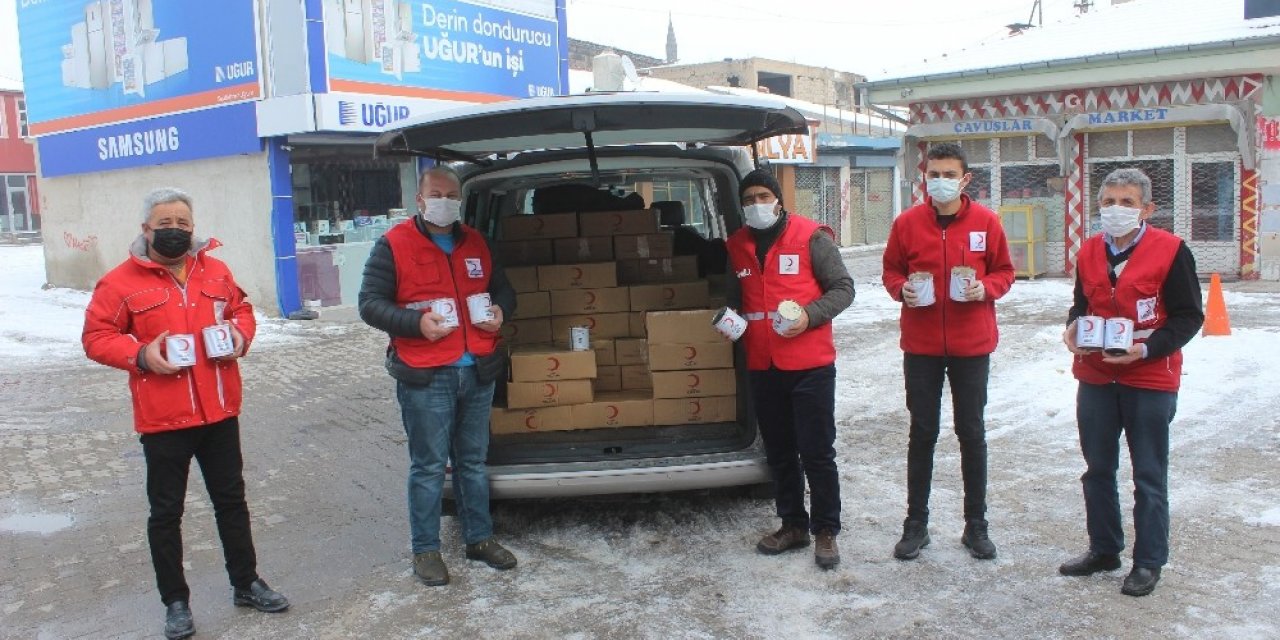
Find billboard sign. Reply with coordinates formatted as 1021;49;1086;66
754;120;819;165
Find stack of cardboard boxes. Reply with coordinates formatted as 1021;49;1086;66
490;209;737;435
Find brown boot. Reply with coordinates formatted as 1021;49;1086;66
814;531;840;570
756;523;811;555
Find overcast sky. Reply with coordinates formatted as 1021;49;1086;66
0;0;1087;87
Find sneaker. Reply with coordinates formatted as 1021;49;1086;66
756;523;811;555
1121;566;1161;597
1058;551;1122;576
163;601;194;640
465;538;518;570
960;519;997;560
413;551;450;586
232;579;290;613
893;519;930;560
814;531;840;570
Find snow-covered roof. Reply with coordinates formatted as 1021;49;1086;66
0;76;22;93
567;69;710;94
704;85;905;136
867;0;1280;83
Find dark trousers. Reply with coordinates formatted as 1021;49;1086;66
903;353;990;524
140;417;259;605
1076;382;1175;568
749;365;840;534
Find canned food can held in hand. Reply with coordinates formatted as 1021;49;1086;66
570;326;591;351
202;325;235;358
772;300;804;336
428;298;460;329
1075;315;1105;351
949;266;976;302
909;272;935;307
712;307;747;341
1103;318;1135;356
166;334;198;367
466;293;495;324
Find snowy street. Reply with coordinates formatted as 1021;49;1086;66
2;243;1279;639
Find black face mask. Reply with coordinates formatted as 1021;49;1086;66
150;227;192;259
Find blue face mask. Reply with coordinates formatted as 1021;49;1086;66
926;177;963;204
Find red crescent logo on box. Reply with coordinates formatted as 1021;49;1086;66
175;337;191;350
1113;324;1127;336
684;346;697;360
215;327;228;340
611;213;623;230
1082;318;1095;331
543;383;557;398
440;301;454;314
508;323;520;337
587;317;597;329
687;373;700;388
606;405;620;420
525;415;539;430
662;287;675;301
586;291;596;305
547;356;561;371
689;400;702;415
533;218;545;232
572;267;583;280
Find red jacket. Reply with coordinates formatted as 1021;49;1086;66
1072;227;1183;392
385;220;500;367
882;195;1015;357
82;237;255;434
727;215;836;371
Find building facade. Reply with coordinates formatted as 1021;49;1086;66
0;86;38;236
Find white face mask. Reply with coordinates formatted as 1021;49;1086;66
421;197;462;227
1099;204;1142;237
926;177;963;204
743;203;780;230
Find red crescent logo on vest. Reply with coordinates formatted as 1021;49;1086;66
525;415;538;430
689;400;702;415
662;287;675;301
543;383;557;398
783;256;796;270
606;405;620;420
687;373;700;388
547;356;561;372
684;346;697;360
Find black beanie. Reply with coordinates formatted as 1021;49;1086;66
739;168;783;209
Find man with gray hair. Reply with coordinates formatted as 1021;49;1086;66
1059;167;1203;597
83;188;288;639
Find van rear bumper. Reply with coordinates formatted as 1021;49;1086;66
447;456;770;500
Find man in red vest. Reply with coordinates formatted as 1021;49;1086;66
882;142;1015;562
726;168;854;570
1059;167;1203;597
359;166;517;587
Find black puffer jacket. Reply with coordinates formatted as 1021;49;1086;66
358;219;516;386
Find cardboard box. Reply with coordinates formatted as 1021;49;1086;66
648;342;734;371
620;364;652;390
571;391;654;429
550;287;631;316
501;212;578;240
501;318;552;346
646;309;722;344
496;240;554;266
651;368;737;399
593;339;617;366
553;236;614;264
514;291;551;319
507;380;594;409
507;266;540;293
550;312;631;343
490;405;574;435
509;347;598;382
592;365;622;392
537;263;618;291
613;233;674;260
629;312;647;338
614;338;648;366
617;256;699;285
578;209;660;236
652;396;737;425
629;281;711;312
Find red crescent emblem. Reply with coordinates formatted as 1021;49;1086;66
175;337;190;350
1082;318;1094;331
684;346;697;360
606;405;620;420
1114;324;1126;336
689;400;702;415
534;218;545;231
572;267;583;280
687;373;700;388
587;317;597;329
611;213;623;230
508;324;520;336
543;383;557;398
586;291;596;305
662;287;675;301
547;356;561;371
525;415;538;430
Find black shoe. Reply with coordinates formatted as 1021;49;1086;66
465;538;518;570
893;519;930;560
1121;566;1161;597
233;579;290;613
163;601;194;640
1059;551;1122;576
960;519;997;560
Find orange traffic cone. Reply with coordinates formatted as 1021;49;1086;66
1202;272;1231;336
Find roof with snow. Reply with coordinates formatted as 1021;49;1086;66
567;69;710;94
705;85;905;137
0;76;22;93
866;0;1280;84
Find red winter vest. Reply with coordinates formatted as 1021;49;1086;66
727;215;836;371
1072;226;1183;392
385;221;500;368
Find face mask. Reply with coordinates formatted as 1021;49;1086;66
1100;204;1142;237
421;197;462;227
743;203;780;230
149;227;192;259
926;177;963;204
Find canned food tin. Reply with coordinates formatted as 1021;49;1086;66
570;326;591;351
1103;318;1135;356
466;292;495;324
202;324;236;358
949;266;976;302
1075;315;1105;351
428;298;460;329
908;272;935;307
712;307;747;341
773;300;804;336
165;334;198;367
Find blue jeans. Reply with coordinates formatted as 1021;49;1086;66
1076;382;1176;568
396;367;495;554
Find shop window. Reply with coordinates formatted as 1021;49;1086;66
1185;124;1236;154
1190;161;1236;242
1034;135;1057;159
1000;165;1061;200
1088;159;1175;233
1088;131;1128;158
1132;128;1174;156
289;154;413;246
999;136;1029;162
958;138;990;164
963;167;992;205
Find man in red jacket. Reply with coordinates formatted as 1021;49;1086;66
882;142;1015;562
1058;167;1203;597
82;188;288;640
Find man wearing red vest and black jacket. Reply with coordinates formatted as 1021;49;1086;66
1058;168;1203;597
358;167;517;587
726;168;854;570
882;142;1015;562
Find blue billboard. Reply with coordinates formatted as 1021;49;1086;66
324;0;564;100
15;0;261;136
